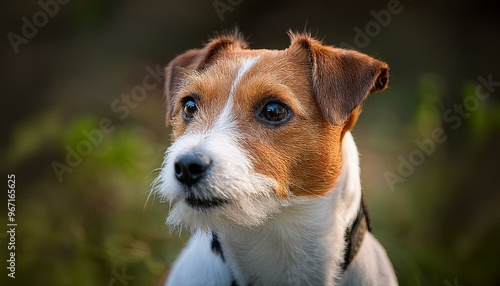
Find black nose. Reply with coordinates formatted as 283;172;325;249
174;152;211;186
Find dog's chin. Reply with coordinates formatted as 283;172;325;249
167;194;284;231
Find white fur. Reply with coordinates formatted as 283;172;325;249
166;231;232;286
160;132;398;285
229;56;260;97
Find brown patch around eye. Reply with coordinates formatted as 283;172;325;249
224;54;348;198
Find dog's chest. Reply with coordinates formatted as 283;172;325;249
218;204;345;286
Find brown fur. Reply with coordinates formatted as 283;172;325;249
163;31;389;198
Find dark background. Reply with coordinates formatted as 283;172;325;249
1;0;500;285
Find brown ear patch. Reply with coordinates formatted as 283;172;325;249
288;33;389;126
197;32;248;69
372;66;389;93
164;49;202;122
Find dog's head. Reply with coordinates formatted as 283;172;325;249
156;31;388;231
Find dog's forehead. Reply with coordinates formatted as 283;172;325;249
207;47;298;77
192;48;308;100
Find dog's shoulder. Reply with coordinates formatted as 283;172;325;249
164;231;233;286
340;232;398;286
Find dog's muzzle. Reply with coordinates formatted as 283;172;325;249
173;152;229;210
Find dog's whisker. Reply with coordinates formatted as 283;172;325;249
143;192;153;211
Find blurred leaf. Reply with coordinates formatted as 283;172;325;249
414;73;446;136
4;110;62;168
62;115;100;148
462;81;499;142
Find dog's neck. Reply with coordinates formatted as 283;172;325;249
218;132;362;285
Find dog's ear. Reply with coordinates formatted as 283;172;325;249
164;32;248;123
288;33;389;126
164;49;201;123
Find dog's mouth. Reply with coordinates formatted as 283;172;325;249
184;196;228;210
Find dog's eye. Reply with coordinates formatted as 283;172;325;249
258;102;291;125
182;97;198;120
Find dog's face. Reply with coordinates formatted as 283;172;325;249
156;32;388;231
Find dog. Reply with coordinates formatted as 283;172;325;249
154;30;398;286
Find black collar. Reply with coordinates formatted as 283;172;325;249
341;192;372;271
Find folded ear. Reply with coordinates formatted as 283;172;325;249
164;32;248;123
288;33;389;126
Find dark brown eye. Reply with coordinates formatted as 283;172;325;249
262;103;287;121
258;102;291;126
182;97;197;120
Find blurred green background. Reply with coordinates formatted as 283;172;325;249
1;0;500;285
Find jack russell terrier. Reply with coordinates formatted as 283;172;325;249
155;31;398;286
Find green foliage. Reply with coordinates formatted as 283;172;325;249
414;73;446;137
4;111;62;168
1;112;184;286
